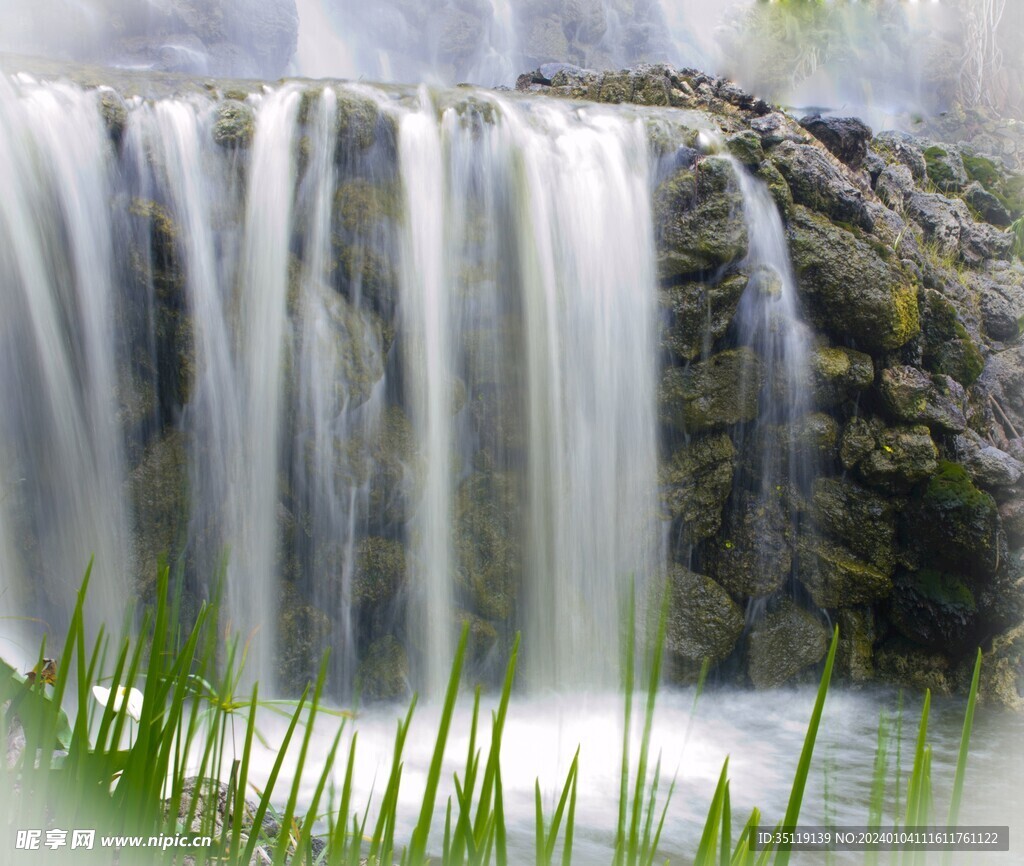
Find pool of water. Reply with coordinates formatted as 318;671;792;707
242;686;1023;865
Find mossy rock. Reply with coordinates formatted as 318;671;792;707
770;140;873;230
335;91;392;154
213;100;255;149
918;289;984;386
842;420;938;492
130;429;189;589
811;477;896;574
97;90;128;144
357;636;409;701
706;493;792;598
353;537;405;607
807;345;874;408
726;130;763;168
653;157;748;279
747;600;829;689
455;471;522;621
902;461;1002;580
335;179;399;233
879;366;967;433
277;585;332;693
874;638;953;696
660;274;747;362
788;207;919;353
659;348;763;433
796;535;893;609
454;610;499;664
889;568;977;654
755;159;793;218
923;145;967;193
661;433;736;544
835;608;875;683
790;412;840;462
665;566;744;675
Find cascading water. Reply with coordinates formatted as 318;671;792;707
0;76;132;648
727;158;816;615
0;72;665;695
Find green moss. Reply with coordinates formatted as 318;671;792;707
924;461;991;513
357;636;409;701
353;537;405;606
212;100;255;149
913;568;976;612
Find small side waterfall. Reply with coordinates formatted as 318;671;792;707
729;159;815;610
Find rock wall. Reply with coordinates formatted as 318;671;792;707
522;64;1024;707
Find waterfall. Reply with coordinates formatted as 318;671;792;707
0;76;132;644
0;72;666;695
729;159;815;611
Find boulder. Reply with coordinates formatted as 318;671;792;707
918;289;985;386
879;366;967;433
659;348;763;433
796;536;893;609
875;163;916;211
963;181;1013;227
811;477;896;574
889;568;978;654
771;141;873;231
788;207;920;353
952;430;1023;489
353;537;405;607
835;608;876;683
653;157;748;279
904;191;968;257
922;144;968;192
749;112;804;148
840;419;939;492
706;493;792;598
747;600;829;688
665;566;744;668
872;131;927;180
660;274;747;361
874;638;954;696
806;345;874;408
799;115;873;169
661;433;736;544
455;471;522;621
357;636;409;701
213;99;255;149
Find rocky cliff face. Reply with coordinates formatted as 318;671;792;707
518;63;1024;707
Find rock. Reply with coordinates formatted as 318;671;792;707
455;472;522;621
788;207;920;353
842;420;939;492
789;412;840;462
874;639;953;696
665;566;744;668
726;130;763;168
796;536;893;608
969;623;1024;710
97;90;129;144
707;493;792;598
755;158;793;216
661;433;736;544
972;270;1024;341
835;608;875;683
952;430;1023;489
749;112;804;149
879;366;967;433
130;430;189;589
747;600;829;688
872;131;927;180
905;191;968;257
923;144;968;192
889;568;979;654
522;16;570;66
918;289;985;386
336;92;391;153
659;348;763;433
653;157;748;279
963;181;1012;227
811;477;896;574
902;461;1002;580
799;115;873;169
660;274;747;361
277;584;332;690
357;636;409;701
999;499;1024;546
806;345;874;408
959;220;1014;266
210;100;252;150
874;163;916;211
771;141;873;231
353;537;405;607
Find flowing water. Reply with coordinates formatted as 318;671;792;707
240;687;1024;865
0;74;664;695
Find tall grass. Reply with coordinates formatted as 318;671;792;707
1;565;986;865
